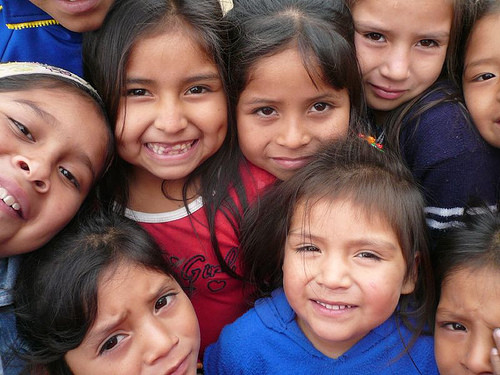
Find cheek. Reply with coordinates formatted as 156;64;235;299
434;332;458;373
463;88;485;121
417;56;446;85
353;42;375;76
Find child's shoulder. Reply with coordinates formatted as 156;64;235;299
239;160;277;190
363;315;438;374
400;80;494;162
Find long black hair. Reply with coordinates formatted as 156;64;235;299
83;0;246;280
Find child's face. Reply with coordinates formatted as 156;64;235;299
351;0;453;112
115;30;227;190
282;198;415;358
0;87;108;256
29;0;114;32
435;267;500;375
65;262;200;375
236;47;350;180
463;13;500;148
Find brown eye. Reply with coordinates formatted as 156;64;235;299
257;107;276;116
186;86;207;95
312;102;329;112
154;293;176;311
127;88;148;96
366;32;384;42
418;39;438;48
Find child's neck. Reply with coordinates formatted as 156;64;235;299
372;109;389;127
126;169;199;213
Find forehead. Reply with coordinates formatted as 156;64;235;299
244;46;345;95
351;0;453;29
466;13;500;60
440;267;500;324
96;263;173;311
291;197;393;232
129;27;212;65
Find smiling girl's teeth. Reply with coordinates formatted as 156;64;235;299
148;141;193;155
0;187;21;211
317;301;353;310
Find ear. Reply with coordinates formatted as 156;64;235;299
401;252;419;295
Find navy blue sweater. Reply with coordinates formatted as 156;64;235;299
400;81;500;238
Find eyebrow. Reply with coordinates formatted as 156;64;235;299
354;21;450;39
15;99;97;180
240;93;344;107
15;99;57;125
126;72;221;87
86;277;177;345
464;57;498;72
287;231;398;251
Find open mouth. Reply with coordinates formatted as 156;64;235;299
315;300;355;311
0;186;22;217
146;140;197;156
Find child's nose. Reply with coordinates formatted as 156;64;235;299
14;155;51;193
380;45;411;82
462;331;494;374
154;97;188;134
316;256;352;289
142;318;179;366
275;117;311;149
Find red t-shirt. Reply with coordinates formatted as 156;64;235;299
124;162;276;357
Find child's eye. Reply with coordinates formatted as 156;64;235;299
417;39;438;48
365;32;385;42
356;251;381;260
474;72;496;82
154;293;177;312
186;86;208;95
127;88;149;96
442;322;467;332
59;167;80;190
10;118;34;141
255;107;277;117
310;102;330;113
99;334;126;355
296;245;320;253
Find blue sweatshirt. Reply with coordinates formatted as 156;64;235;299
204;288;438;374
0;0;82;76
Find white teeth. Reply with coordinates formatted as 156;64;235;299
3;195;15;206
148;141;193;155
0;186;21;211
317;301;353;310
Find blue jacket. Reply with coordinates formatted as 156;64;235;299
0;257;19;307
204;288;438;375
0;0;82;76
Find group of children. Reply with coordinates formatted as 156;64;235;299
0;0;499;374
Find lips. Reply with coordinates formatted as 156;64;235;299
272;156;311;170
56;0;99;15
369;83;407;100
